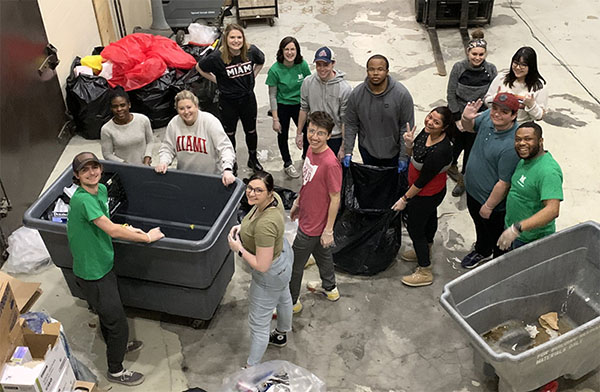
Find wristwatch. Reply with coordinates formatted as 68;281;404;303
514;221;522;233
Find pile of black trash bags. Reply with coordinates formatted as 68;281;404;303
66;44;218;140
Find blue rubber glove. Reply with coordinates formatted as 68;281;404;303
342;155;352;168
397;159;408;173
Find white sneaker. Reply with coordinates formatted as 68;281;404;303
307;281;340;301
284;164;300;178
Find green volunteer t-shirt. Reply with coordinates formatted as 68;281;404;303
505;152;563;243
67;184;114;280
265;60;311;105
240;193;284;259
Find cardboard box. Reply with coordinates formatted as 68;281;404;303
0;321;74;392
0;280;21;365
72;381;97;392
49;363;76;392
0;272;42;314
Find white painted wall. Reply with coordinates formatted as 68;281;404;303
38;0;102;99
119;0;152;34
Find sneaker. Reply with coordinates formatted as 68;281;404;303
307;281;340;301
284;164;300;179
293;301;303;314
400;243;432;262
452;179;465;197
268;329;287;347
125;340;143;353
447;164;460;182
401;267;433;287
304;256;316;268
461;250;491;269
107;369;145;386
272;300;303;319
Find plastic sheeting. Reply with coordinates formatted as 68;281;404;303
332;162;407;276
101;33;197;91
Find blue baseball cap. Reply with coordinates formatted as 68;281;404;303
314;46;335;63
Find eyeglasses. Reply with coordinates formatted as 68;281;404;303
307;129;328;137
246;185;265;195
512;61;529;69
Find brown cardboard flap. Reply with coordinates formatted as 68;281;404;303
0;272;42;312
0;281;20;364
21;320;61;358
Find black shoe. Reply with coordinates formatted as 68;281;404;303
268;329;287;347
125;340;143;353
106;369;145;386
248;154;263;172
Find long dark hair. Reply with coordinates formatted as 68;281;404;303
276;36;303;64
431;106;457;140
503;46;546;92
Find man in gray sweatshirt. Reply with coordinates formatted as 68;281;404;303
343;55;414;169
295;47;352;159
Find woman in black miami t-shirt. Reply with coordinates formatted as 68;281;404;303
197;23;265;173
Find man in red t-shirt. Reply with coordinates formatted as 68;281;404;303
289;111;342;313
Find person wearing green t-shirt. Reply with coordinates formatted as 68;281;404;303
497;122;563;250
67;152;164;386
266;36;311;178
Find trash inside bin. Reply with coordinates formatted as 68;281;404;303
23;161;245;321
440;221;600;392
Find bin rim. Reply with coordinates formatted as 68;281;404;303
23;163;245;252
440;221;600;362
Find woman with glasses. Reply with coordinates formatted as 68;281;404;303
484;46;547;123
446;29;496;197
227;171;293;367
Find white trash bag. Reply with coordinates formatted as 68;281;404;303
221;360;326;392
188;23;219;45
3;227;51;274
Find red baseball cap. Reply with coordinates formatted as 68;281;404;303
492;92;520;112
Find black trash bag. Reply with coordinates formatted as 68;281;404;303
173;67;219;118
332;162;407;276
130;69;177;129
239;184;298;214
65;56;112;139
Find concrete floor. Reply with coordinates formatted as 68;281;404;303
6;0;600;390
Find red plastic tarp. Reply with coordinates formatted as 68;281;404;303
101;33;197;91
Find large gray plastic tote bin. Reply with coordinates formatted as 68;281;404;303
23;161;245;321
440;221;600;392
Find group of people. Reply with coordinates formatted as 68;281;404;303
73;23;563;381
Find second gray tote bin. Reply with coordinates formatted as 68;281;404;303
440;221;600;392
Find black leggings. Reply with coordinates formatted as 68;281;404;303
452;131;476;173
466;192;507;258
276;103;299;167
405;188;446;267
219;93;258;151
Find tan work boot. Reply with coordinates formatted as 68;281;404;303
400;243;432;262
401;266;433;287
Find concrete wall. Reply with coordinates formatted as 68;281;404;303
38;0;102;98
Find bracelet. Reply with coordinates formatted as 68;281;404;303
483;202;493;210
323;229;334;235
145;233;151;243
402;195;410;202
273;118;280;122
514;221;522;233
